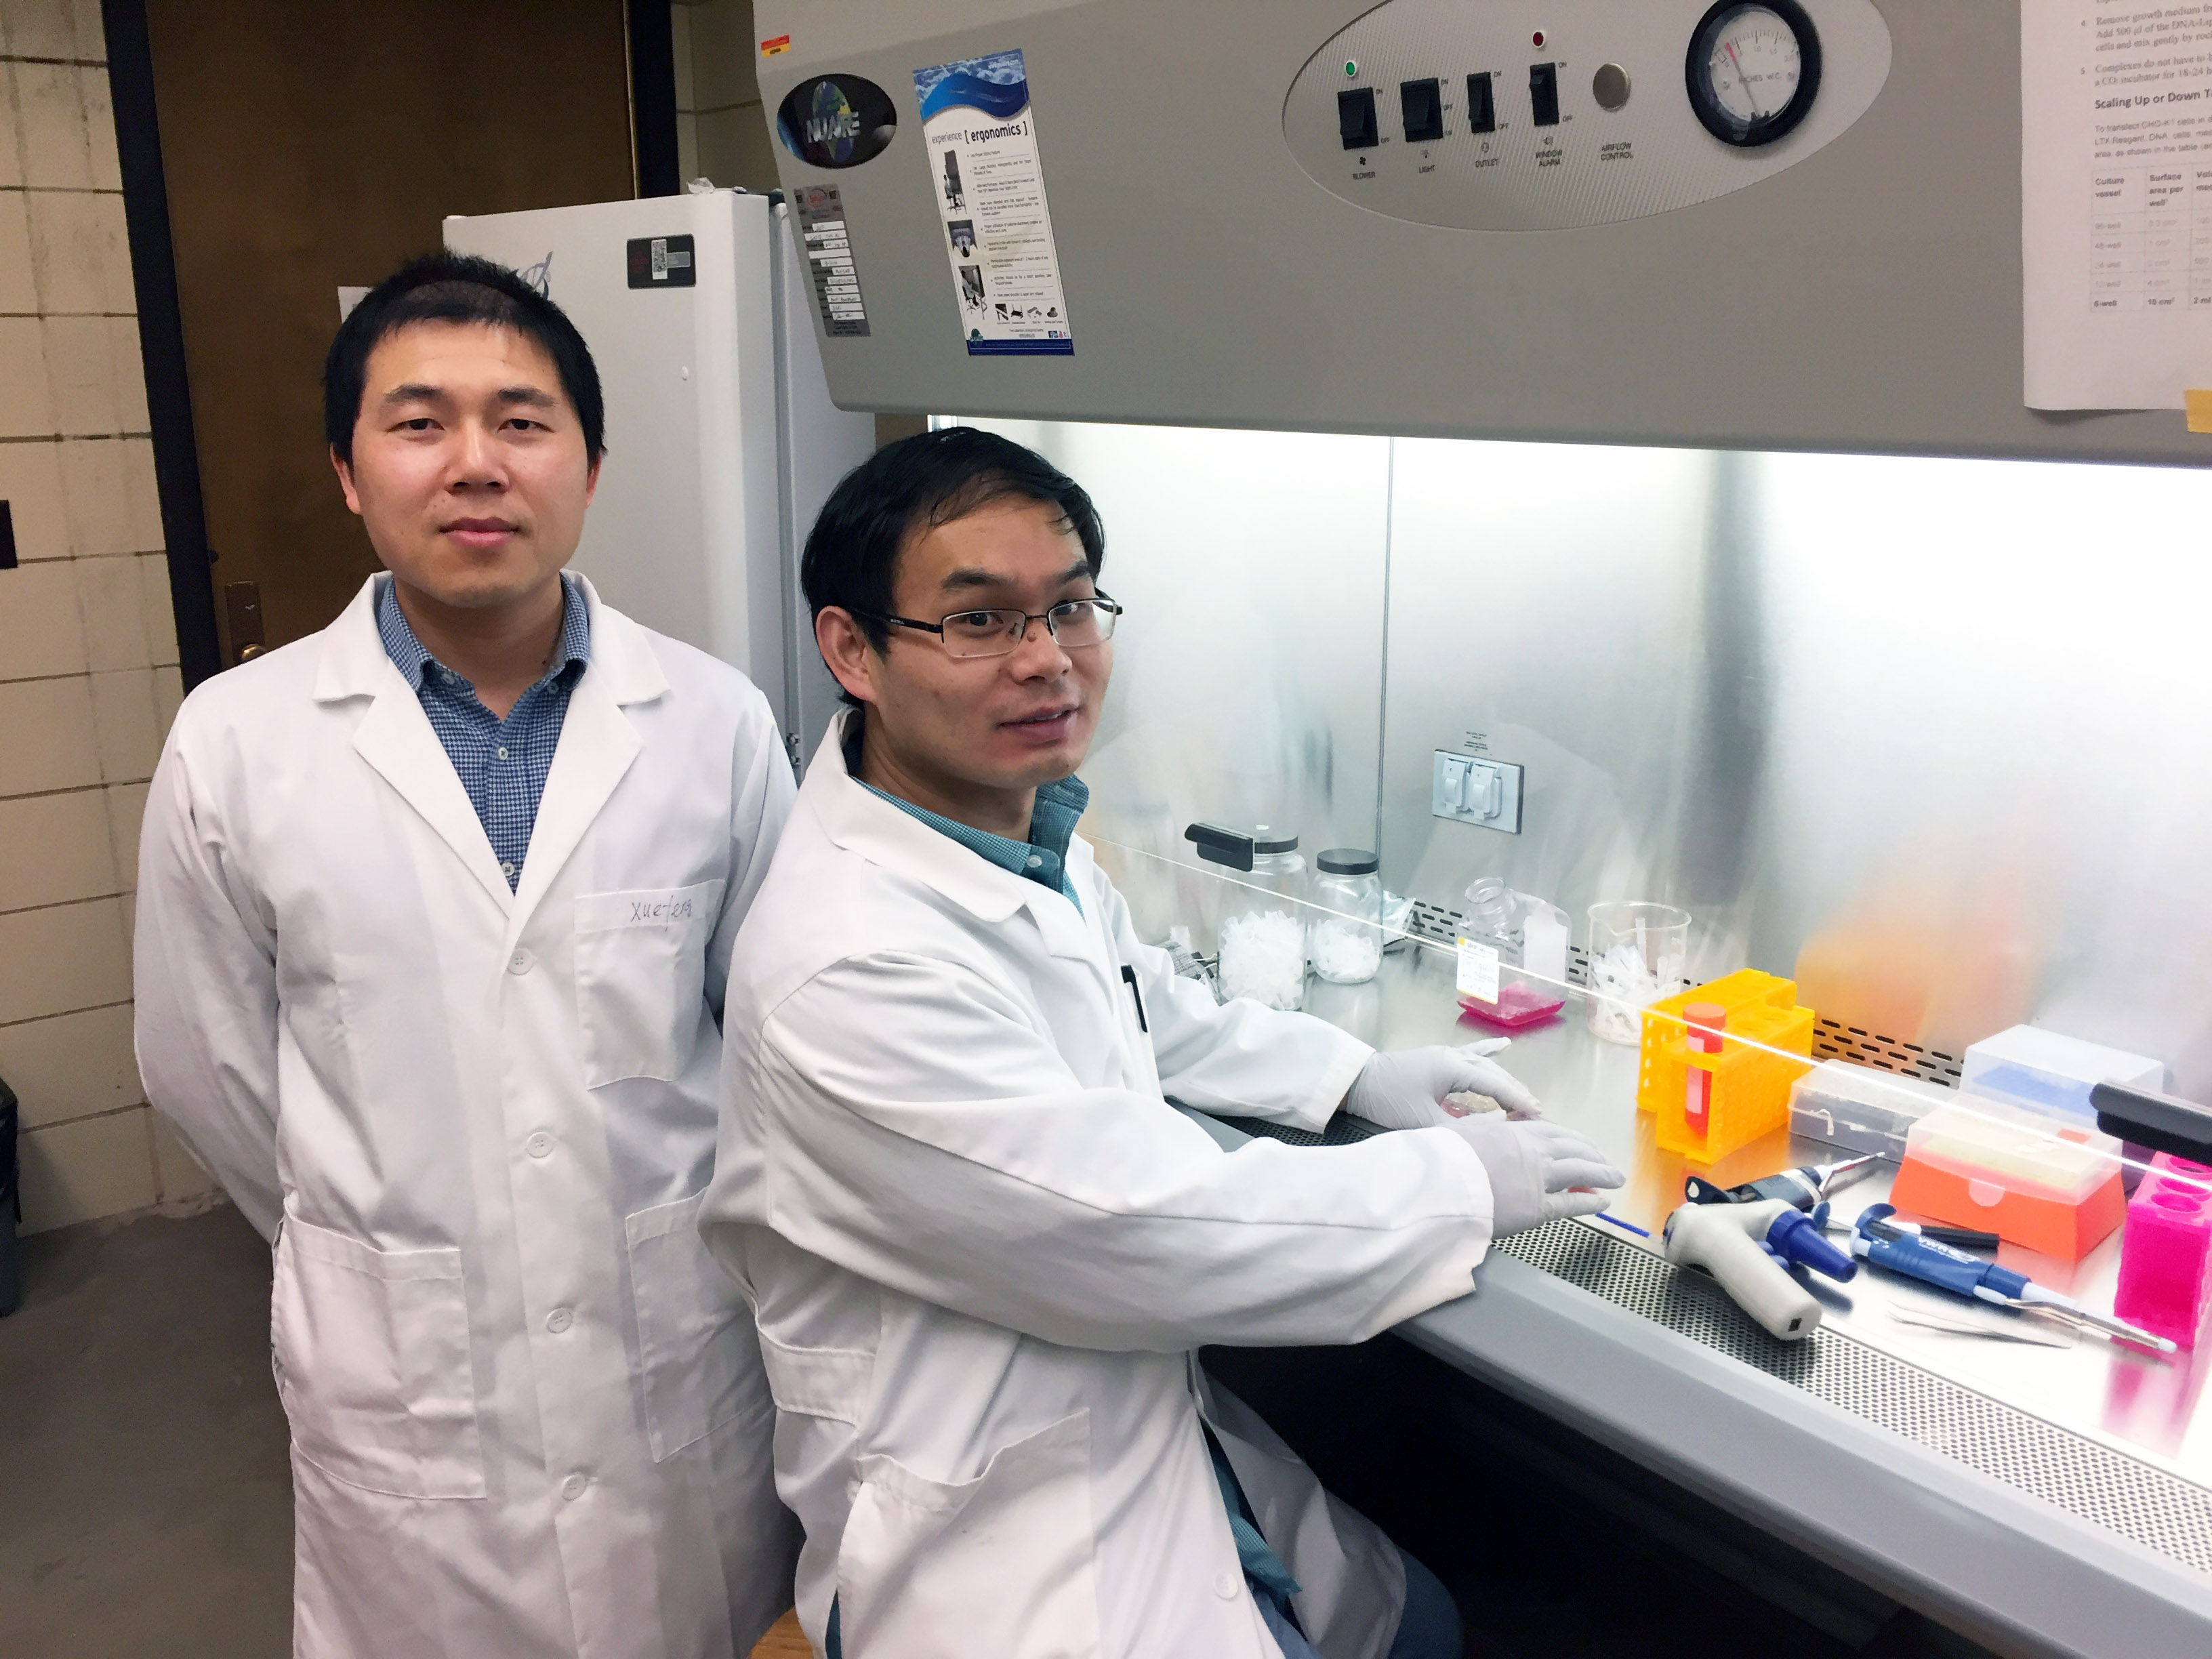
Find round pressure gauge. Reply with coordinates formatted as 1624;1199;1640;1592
1686;0;1822;148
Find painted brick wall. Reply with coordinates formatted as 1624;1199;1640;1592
0;0;218;1232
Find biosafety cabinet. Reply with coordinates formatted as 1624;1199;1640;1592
732;4;2212;1654
957;415;2212;1656
758;0;2212;464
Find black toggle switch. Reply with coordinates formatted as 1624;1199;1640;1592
1530;62;1560;127
1338;86;1379;150
1399;77;1443;142
1466;71;1496;134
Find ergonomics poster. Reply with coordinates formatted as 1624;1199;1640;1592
913;49;1074;355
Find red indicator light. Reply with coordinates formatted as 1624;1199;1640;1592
1532;30;1546;48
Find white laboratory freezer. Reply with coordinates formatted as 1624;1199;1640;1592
444;190;874;769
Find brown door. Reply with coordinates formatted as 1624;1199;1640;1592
144;0;640;659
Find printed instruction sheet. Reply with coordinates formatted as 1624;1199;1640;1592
913;49;1073;355
2024;3;2212;408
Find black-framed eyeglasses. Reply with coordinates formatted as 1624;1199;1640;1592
856;592;1122;660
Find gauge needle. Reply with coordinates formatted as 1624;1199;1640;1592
1725;41;1765;119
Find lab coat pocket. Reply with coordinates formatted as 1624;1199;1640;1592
626;1189;765;1460
755;1326;872;1423
270;1216;485;1499
574;878;726;1086
840;1411;1101;1659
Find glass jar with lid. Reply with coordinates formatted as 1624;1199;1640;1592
1214;825;1307;1010
1309;848;1382;985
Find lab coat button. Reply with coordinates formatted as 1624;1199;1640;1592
526;1131;554;1159
508;948;534;975
1213;1568;1240;1599
546;1307;573;1334
561;1473;588;1500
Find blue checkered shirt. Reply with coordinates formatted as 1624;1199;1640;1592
375;573;592;890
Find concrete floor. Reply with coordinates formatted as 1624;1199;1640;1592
1;1205;293;1658
0;1204;811;1659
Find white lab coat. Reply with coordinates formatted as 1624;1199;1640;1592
701;717;1498;1659
134;575;800;1659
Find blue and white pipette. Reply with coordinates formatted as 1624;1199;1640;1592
1849;1205;2175;1355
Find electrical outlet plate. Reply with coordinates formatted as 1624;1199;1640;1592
1433;749;1523;834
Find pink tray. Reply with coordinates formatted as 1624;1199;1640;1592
1458;982;1568;1031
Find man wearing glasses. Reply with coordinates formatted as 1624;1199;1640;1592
701;428;1620;1658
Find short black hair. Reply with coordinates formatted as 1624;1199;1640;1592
801;427;1105;661
323;250;605;467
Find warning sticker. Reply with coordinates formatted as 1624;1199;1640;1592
912;49;1071;355
793;184;869;337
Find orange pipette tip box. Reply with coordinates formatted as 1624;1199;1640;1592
1889;1099;2125;1261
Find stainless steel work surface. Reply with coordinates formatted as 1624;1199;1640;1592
1190;945;2212;1656
1311;947;2212;1490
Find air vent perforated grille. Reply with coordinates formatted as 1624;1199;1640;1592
1496;1218;2212;1576
1219;1111;2212;1572
1812;1019;1963;1088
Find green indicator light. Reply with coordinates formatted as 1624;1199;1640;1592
1343;59;1358;77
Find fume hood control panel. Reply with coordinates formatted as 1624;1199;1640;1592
1285;0;1893;232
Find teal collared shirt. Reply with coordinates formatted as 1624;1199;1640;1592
857;773;1090;913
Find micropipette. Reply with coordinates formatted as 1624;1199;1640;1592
1684;1154;1880;1212
1662;1198;1857;1340
1849;1205;2176;1355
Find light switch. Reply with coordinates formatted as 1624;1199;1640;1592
1431;750;1524;834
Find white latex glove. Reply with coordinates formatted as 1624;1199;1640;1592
1443;1115;1626;1237
1344;1040;1542;1128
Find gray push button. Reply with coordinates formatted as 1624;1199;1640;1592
1593;62;1631;112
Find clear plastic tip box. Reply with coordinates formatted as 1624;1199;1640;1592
1959;1025;2164;1128
1790;1061;1951;1161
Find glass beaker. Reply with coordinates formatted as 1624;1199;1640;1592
1309;848;1382;985
1217;827;1307;1010
1585;901;1692;1044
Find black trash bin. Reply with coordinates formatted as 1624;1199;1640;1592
1;1073;20;1316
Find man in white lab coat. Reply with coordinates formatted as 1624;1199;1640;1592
701;428;1624;1659
134;253;800;1659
